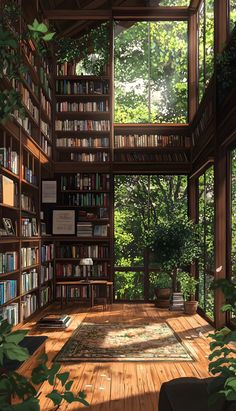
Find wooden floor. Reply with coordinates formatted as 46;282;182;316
19;303;213;410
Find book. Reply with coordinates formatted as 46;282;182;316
37;317;71;328
38;314;69;324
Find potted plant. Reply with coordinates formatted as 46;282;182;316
153;272;172;308
150;217;200;309
178;271;199;315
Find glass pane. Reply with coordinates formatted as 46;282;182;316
205;0;214;86
231;149;236;281
230;0;236;32
198;1;205;102
115;271;144;300
114;21;149;123
158;0;189;4
150;21;188;123
114;21;188;123
197;166;215;320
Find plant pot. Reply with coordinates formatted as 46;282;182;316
155;288;171;308
184;300;198;315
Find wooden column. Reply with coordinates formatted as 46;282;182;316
188;12;198;122
214;0;228;54
214;148;227;328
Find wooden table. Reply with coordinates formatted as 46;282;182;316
57;280;113;308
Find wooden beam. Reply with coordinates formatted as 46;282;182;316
45;9;112;19
189;0;202;12
113;7;190;20
45;7;189;20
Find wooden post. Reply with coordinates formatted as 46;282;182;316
188;11;198;122
214;148;227;328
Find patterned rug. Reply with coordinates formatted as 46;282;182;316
55;322;194;362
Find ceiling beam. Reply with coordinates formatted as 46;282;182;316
45;6;189;20
45;9;112;19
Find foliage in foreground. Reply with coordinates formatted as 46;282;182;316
208;279;236;403
0;318;89;410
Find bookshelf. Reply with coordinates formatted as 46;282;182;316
55;63;111;164
0;31;54;325
53;172;112;303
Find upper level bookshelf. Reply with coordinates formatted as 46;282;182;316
55;63;112;164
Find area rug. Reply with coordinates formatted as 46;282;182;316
55;322;194;362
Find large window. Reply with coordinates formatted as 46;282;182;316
198;0;214;103
230;0;236;32
231;149;236;282
198;166;215;320
114;175;188;300
114;21;188;124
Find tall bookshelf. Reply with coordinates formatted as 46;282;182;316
55;62;112;164
0;32;54;325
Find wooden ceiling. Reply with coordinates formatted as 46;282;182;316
37;0;202;38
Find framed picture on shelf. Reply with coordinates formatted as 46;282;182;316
32;218;38;236
42;180;57;203
52;210;75;235
2;218;15;236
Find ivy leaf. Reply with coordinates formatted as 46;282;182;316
3;343;29;362
42;32;55;41
5;330;28;344
46;390;63;406
65;380;73;391
57;371;70;386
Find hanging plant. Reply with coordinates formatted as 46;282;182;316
0;89;25;124
27;18;55;56
55;22;110;75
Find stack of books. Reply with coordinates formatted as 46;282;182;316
77;222;93;237
37;314;71;328
169;292;184;311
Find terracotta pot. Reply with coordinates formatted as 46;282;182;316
155;288;171;308
184;301;198;315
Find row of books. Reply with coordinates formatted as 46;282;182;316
0;147;19;175
56;137;109;148
21;293;37;319
77;223;108;237
60;173;110;191
115;134;191;148
23;71;39;98
62;192;109;207
0;175;18;207
21;193;36;213
55;119;110;132
69;152;109;162
56;62;77;76
21;42;37;72
56;286;89;299
22;86;39;124
78;208;108;220
40;286;50;307
21;269;38;293
56;100;109;112
0;252;18;274
41;244;54;263
21;218;38;237
15;112;33;136
56;80;109;95
56;244;110;259
41;119;52;140
41;263;53;285
21;247;39;268
42;57;51;78
39;67;52;100
22;165;38;185
0;280;17;305
192;101;213;144
40;90;52;119
114;151;189;163
56;262;109;278
0;302;19;325
40;135;52;157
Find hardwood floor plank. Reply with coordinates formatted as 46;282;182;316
21;303;214;411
